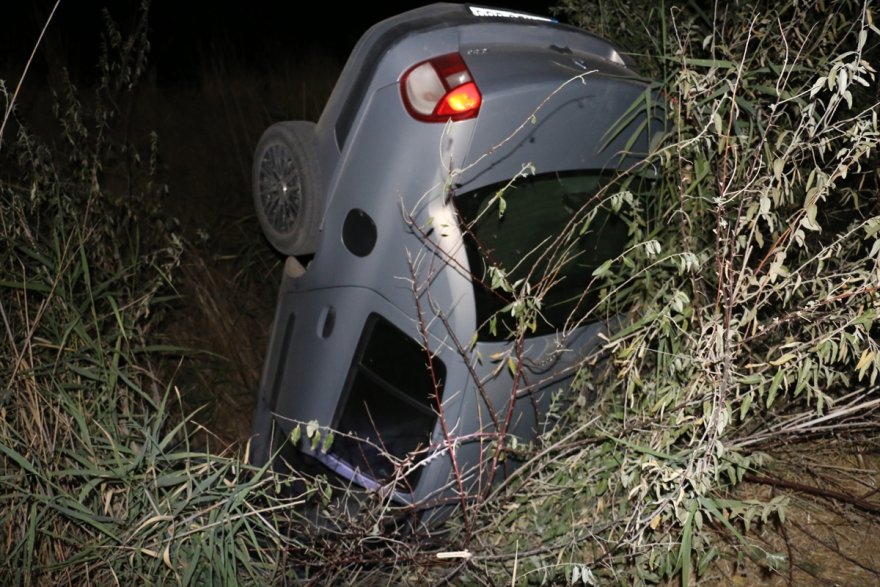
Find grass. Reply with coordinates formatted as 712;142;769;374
0;6;310;583
0;106;316;582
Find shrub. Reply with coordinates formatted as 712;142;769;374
0;6;310;584
450;0;880;583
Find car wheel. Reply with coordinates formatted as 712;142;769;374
252;121;322;256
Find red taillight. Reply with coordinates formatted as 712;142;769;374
401;53;482;122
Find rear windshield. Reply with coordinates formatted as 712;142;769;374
332;314;442;488
454;171;629;341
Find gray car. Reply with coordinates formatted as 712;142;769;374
249;3;659;517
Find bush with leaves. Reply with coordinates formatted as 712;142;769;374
437;0;880;584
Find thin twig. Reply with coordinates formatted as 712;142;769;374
0;0;62;150
742;473;880;514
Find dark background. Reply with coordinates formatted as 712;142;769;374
3;1;555;87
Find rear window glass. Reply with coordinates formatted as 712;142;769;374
332;314;442;488
454;171;629;341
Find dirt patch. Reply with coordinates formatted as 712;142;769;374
707;442;880;586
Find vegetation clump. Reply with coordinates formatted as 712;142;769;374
0;7;309;584
467;0;880;583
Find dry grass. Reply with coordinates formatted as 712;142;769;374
162;248;274;449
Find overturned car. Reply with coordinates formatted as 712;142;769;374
249;3;660;517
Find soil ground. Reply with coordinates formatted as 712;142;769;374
710;444;880;586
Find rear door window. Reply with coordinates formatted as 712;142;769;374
332;314;443;487
455;171;629;340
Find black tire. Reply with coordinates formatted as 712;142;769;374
252;121;322;256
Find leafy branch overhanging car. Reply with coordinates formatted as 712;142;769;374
249;3;662;519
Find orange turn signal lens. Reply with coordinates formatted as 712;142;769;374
437;82;481;115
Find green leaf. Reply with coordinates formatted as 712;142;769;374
800;203;821;231
678;500;697;584
321;431;334;454
592;259;613;277
739;392;753;421
0;442;38;479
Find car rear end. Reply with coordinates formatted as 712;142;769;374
251;3;661;518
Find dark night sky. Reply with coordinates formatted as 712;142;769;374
3;1;556;87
